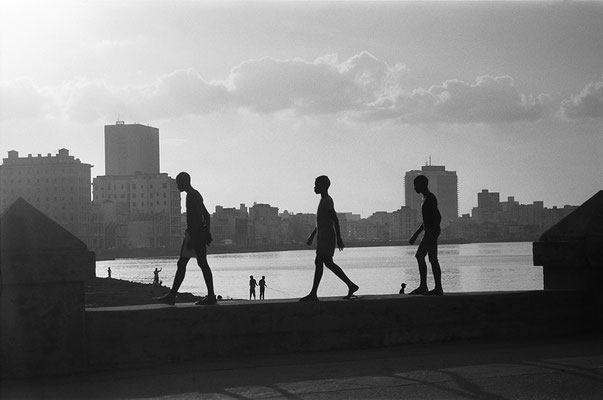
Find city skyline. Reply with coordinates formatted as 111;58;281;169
1;1;602;218
1;146;577;220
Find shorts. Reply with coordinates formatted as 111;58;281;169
180;232;207;258
316;231;336;257
415;229;440;260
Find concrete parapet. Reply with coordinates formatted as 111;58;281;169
86;290;591;372
0;198;95;378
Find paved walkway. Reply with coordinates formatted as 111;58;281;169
3;335;602;399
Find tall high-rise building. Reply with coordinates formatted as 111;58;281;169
0;149;93;240
97;121;181;250
405;163;458;225
105;121;159;175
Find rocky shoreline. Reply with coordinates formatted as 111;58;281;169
85;277;201;308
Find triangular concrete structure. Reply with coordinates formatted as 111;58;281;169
533;191;603;291
1;198;93;378
0;197;87;252
538;190;603;242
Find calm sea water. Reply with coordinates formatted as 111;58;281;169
96;242;542;300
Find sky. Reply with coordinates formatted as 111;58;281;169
1;0;602;217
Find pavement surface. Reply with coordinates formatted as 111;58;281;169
2;335;602;399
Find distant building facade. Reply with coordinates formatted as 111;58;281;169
0;149;96;246
248;203;282;245
211;204;249;245
104;121;160;175
473;189;501;222
92;173;181;249
445;189;579;243
405;164;458;226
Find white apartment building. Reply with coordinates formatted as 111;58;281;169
0;149;94;241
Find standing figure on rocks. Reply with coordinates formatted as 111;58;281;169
249;275;257;300
409;175;444;295
154;172;217;305
153;268;162;287
300;175;358;301
259;276;267;300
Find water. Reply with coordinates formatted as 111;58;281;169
97;242;541;300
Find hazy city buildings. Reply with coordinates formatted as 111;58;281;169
1;127;578;254
405;163;458;225
211;204;249;246
93;122;181;251
0;149;97;246
446;189;578;243
474;189;501;222
248;203;282;245
92;174;181;249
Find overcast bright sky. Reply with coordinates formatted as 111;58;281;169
1;0;602;217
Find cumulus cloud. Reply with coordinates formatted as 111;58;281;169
227;52;404;115
64;70;231;123
0;78;47;120
359;75;550;124
560;77;603;119
0;52;558;125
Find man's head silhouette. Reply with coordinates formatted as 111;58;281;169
314;175;331;194
176;172;191;192
414;175;429;194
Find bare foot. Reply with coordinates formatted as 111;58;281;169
154;292;176;305
299;294;319;302
409;286;428;295
347;283;359;298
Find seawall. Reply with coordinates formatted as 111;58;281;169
86;290;594;372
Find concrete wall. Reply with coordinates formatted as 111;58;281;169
86;290;592;372
1;199;94;378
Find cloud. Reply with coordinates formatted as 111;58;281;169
0;78;46;120
63;79;126;123
360;75;550;124
63;70;230;123
560;77;603;119
96;36;147;50
0;53;557;125
227;52;403;115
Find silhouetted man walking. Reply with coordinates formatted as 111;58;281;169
155;172;217;305
300;175;358;301
409;175;443;295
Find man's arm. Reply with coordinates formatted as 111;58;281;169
409;224;424;244
200;201;212;245
331;209;345;251
307;227;317;245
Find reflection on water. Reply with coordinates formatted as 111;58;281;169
97;242;542;300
